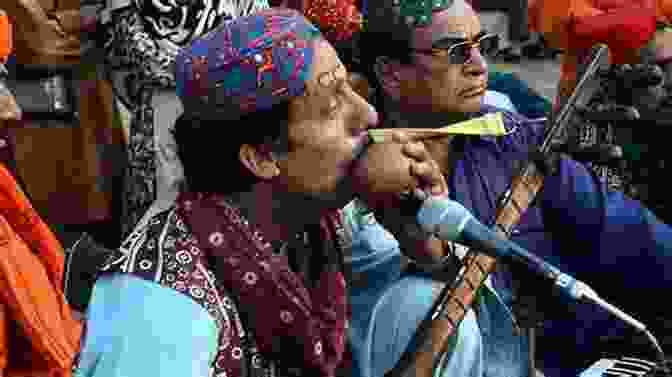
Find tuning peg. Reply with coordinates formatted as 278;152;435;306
576;104;640;123
599;64;664;88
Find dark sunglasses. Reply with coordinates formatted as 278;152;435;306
412;33;500;65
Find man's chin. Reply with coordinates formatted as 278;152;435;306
458;94;485;113
306;185;357;212
434;95;484;115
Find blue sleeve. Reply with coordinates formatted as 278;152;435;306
483;91;517;112
346;204;405;377
345;202;403;295
75;274;219;377
487;72;552;119
540;157;672;293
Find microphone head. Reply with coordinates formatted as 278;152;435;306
416;197;472;241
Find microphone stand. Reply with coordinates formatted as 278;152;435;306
508;265;542;377
579;287;667;362
521;268;667;371
528;326;537;377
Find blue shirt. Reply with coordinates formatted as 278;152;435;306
75;274;219;377
347;107;672;377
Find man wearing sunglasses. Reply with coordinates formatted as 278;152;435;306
346;0;672;377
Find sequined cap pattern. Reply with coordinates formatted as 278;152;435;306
175;8;322;120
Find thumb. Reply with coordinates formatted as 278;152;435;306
390;130;410;144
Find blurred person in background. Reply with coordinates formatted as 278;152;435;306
101;0;270;238
4;0;125;250
0;13;82;377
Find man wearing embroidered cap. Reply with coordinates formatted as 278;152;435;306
345;0;672;377
103;0;271;237
74;8;447;377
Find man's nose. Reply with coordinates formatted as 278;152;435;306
463;46;488;77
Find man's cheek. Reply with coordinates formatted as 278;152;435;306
431;71;456;92
457;91;482;107
434;87;459;110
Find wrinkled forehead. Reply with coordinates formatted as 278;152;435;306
305;39;347;91
410;2;481;50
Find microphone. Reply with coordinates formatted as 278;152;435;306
417;197;584;298
415;197;664;352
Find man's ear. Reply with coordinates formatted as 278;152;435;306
374;57;403;99
239;144;281;180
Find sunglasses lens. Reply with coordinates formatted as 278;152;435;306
429;34;500;64
449;44;471;64
479;34;499;57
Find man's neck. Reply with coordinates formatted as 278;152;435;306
386;98;470;129
227;183;320;244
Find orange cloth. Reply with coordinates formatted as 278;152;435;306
0;11;11;63
0;163;81;377
529;0;661;105
656;0;672;21
530;0;661;51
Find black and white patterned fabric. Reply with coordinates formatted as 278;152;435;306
103;0;269;236
104;0;269;88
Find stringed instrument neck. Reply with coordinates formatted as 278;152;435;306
385;164;546;377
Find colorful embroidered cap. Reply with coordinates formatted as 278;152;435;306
175;8;322;121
